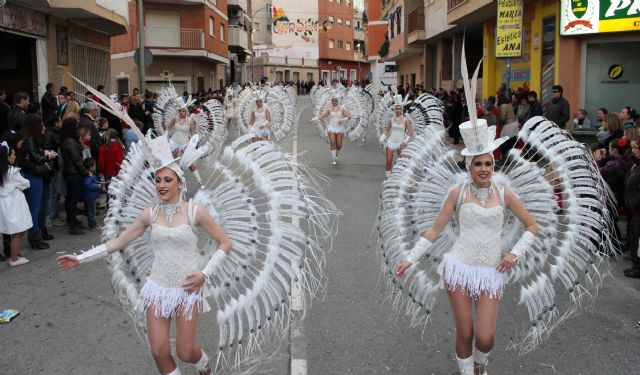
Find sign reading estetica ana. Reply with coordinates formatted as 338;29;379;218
496;0;523;58
561;0;640;35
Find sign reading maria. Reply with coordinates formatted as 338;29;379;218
561;0;640;35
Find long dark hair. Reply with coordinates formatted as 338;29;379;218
0;146;13;186
59;117;80;142
21;114;44;145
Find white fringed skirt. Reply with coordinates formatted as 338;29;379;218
138;279;210;320
327;125;345;134
250;127;270;138
385;142;402;151
437;253;506;299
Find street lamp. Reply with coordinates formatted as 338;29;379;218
356;43;361;83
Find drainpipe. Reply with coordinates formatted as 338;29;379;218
138;0;146;93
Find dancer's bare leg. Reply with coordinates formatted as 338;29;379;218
447;286;474;358
146;307;177;374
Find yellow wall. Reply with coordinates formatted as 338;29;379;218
482;0;559;100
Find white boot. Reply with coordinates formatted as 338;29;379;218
331;150;337;165
456;355;474;375
195;350;211;375
473;347;490;375
192;170;203;186
385;171;391;179
165;366;181;375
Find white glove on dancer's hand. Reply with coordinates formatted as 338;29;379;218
406;237;433;265
510;231;535;259
200;249;227;284
310;116;319;122
75;244;108;264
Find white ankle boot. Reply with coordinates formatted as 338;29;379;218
473;347;490;375
165;366;181;375
195;350;211;375
456;355;474;375
331;150;337;165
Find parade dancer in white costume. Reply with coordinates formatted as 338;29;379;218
248;91;271;142
311;92;351;165
166;97;203;186
379;94;413;178
395;120;538;375
58;133;232;375
55;75;340;375
223;93;238;129
380;40;619;375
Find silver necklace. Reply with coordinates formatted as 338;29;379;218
160;200;182;224
470;182;492;207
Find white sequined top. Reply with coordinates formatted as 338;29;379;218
147;223;199;287
387;116;407;144
448;200;504;267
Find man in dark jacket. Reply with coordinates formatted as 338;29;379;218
0;89;11;135
41;83;58;123
543;85;570;128
528;90;543;117
79;102;100;162
7;91;29;131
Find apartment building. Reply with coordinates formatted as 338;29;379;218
111;0;229;95
0;0;129;100
228;0;251;83
318;0;370;84
251;0;320;83
365;0;389;89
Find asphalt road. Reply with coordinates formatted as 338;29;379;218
2;95;640;374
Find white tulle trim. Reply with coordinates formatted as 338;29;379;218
327;125;345;134
437;253;506;299
249;128;270;138
385;142;402;151
138;279;209;320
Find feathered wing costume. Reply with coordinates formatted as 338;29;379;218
311;85;372;143
377;43;618;356
71;76;340;373
235;85;297;142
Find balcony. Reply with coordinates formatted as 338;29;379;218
12;0;129;35
228;25;249;52
228;0;248;11
447;0;494;25
145;27;204;49
253;55;319;68
407;7;426;45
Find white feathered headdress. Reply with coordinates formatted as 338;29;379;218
459;38;508;157
391;94;411;108
176;95;196;110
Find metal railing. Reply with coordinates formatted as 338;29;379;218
408;7;425;33
145;27;204;49
228;25;249;49
447;0;467;12
253;55;319;67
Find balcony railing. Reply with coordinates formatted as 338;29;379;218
228;0;248;10
228;25;249;50
145;27;204;49
447;0;467;12
408;7;425;34
254;55;319;67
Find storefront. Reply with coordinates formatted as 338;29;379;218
0;3;48;101
560;0;640;121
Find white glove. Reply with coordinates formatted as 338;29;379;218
406;237;433;265
403;135;411;144
75;244;108;264
510;231;534;259
200;249;227;284
310;116;319;122
379;133;388;143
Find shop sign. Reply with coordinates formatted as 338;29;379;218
378;62;397;87
0;3;47;37
496;0;523;58
501;68;531;83
602;63;629;84
561;0;640;35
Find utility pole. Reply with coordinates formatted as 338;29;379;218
137;0;146;93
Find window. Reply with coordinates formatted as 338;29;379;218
347;0;351;6
338;40;343;49
337;18;342;27
337;0;342;4
220;23;225;41
356;20;361;30
322;70;329;83
209;17;215;37
329;39;334;48
329;16;334;25
350;69;356;82
346;42;351;50
346;20;351;28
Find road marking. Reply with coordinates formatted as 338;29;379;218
290;358;307;375
290;98;309;375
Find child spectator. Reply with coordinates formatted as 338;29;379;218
0;143;33;266
97;117;109;145
82;158;101;230
79;127;92;160
98;129;124;206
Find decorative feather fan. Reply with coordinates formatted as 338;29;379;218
105;134;341;372
377;111;618;354
151;86;180;136
310;85;371;143
234;85;297;142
